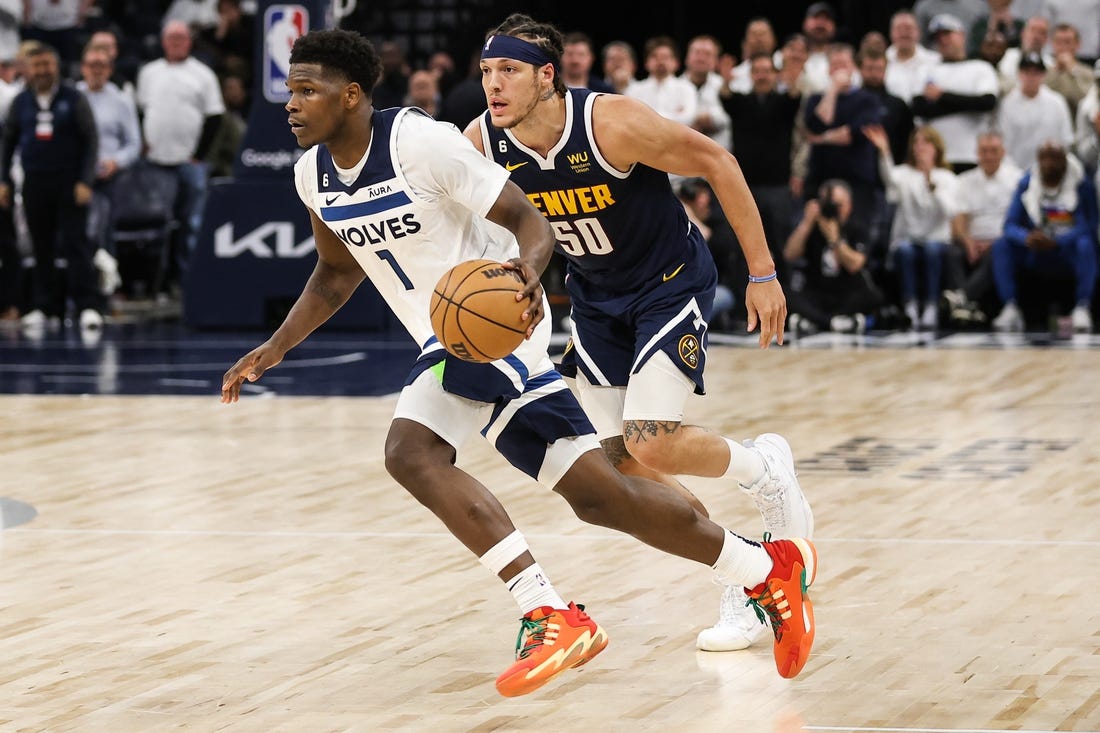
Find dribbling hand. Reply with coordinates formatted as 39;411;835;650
221;343;286;403
503;258;544;338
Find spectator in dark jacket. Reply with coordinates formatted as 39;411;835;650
0;44;101;330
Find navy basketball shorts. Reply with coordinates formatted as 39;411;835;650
560;252;717;396
395;342;600;487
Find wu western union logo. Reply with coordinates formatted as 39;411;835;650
505;161;528;171
526;184;614;216
566;152;588;164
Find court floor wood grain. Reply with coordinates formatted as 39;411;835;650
2;347;1099;733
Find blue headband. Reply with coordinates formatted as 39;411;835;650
481;35;560;71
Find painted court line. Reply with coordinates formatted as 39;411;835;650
6;526;1100;547
806;727;1099;733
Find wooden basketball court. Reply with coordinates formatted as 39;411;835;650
3;345;1099;732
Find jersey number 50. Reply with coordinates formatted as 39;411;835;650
552;218;614;257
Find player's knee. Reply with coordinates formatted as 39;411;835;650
383;428;448;491
624;434;678;474
553;457;628;529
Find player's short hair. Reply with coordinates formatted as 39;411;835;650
487;13;567;97
290;29;382;94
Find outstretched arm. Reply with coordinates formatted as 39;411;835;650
221;209;365;402
591;94;783;347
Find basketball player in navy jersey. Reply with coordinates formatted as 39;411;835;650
222;29;818;692
465;14;815;652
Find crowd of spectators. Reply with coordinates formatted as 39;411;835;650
1;0;1099;338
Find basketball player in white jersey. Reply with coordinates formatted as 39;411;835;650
220;29;819;693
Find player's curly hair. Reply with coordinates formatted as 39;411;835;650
487;13;567;97
289;29;382;93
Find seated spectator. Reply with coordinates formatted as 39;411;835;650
945;131;1021;322
783;179;884;334
625;36;695;125
991;141;1098;332
912;13;1000;173
560;32;613;93
866;123;958;330
998;52;1074;170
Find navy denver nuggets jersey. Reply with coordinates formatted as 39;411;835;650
478;88;708;295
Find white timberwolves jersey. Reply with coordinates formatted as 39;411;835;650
294;107;551;361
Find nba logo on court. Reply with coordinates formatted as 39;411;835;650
263;4;309;103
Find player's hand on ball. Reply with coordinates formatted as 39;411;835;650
503;258;544;337
221;343;285;403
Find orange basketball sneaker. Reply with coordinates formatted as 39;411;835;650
495;601;609;697
746;537;818;679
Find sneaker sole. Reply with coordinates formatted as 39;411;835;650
495;626;608;697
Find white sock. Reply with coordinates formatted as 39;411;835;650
504;563;567;614
722;436;766;485
711;530;773;590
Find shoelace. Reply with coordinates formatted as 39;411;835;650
514;614;550;660
513;605;587;660
747;585;785;641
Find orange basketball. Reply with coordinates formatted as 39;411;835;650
430;259;528;363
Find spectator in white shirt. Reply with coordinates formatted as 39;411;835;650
727;17;777;95
802;2;840;94
912;13;1000;171
135;20;224;286
998;52;1075;169
625;36;696;126
886;9;942;104
946;131;1023;319
866;122;959;330
680;35;731;151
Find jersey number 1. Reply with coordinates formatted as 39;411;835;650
376;249;414;290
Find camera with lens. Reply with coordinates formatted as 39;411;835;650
817;182;838;219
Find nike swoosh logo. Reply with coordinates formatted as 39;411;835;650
662;263;685;282
505;161;528;171
324;195;339;205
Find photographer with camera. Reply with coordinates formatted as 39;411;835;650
783;179;884;334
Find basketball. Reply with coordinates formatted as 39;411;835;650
430;259;528;363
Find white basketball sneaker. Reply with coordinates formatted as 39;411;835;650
696;584;770;651
741;433;814;539
697;433;814;652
